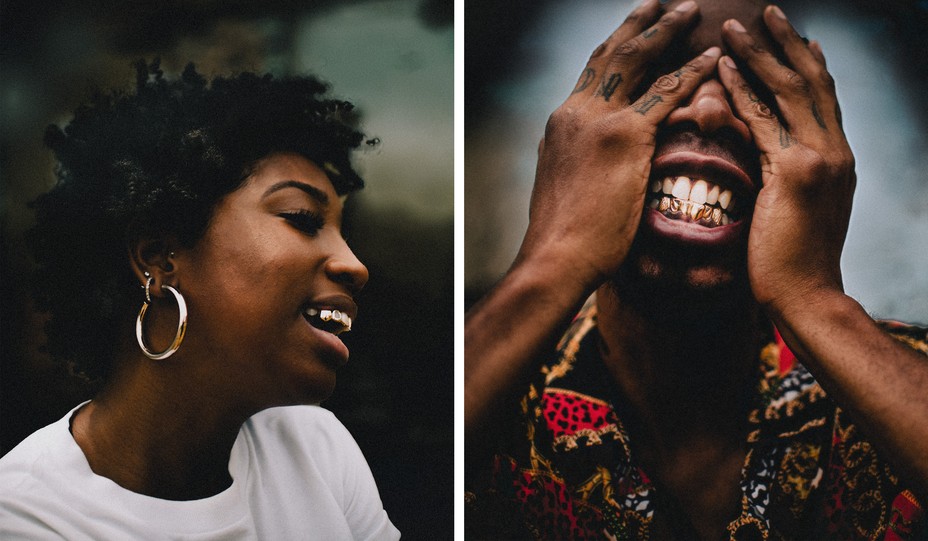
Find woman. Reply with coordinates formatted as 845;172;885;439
0;60;400;540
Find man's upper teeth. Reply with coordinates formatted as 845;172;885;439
656;175;734;210
647;175;740;227
304;308;352;332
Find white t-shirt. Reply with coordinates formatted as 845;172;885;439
0;404;400;540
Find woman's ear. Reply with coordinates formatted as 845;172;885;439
128;238;179;298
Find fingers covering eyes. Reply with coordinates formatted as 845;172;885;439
628;47;721;119
721;9;841;139
571;0;700;104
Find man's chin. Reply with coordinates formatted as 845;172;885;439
607;242;754;324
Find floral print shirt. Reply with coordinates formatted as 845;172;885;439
466;298;927;540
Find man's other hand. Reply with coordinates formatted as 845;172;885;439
719;5;856;314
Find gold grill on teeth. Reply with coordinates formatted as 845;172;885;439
305;308;352;333
647;175;738;227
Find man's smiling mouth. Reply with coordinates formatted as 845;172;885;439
645;175;743;228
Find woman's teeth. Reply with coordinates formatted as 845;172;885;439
304;308;352;335
646;176;740;227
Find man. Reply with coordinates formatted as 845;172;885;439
465;0;928;539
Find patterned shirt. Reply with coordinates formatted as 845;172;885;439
466;298;927;540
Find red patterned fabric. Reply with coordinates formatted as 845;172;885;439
466;297;928;540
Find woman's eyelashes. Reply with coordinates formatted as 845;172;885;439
280;210;325;236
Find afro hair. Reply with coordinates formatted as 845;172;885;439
29;59;367;382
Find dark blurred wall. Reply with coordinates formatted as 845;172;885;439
0;0;453;538
465;0;928;323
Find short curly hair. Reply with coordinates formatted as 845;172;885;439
29;59;367;382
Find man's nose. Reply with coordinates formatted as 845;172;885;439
664;78;752;142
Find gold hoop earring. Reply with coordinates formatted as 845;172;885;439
136;273;188;360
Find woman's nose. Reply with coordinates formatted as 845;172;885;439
325;242;369;294
664;78;752;142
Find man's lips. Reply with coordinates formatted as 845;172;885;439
651;151;756;195
641;151;756;247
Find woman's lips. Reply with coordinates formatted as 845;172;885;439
302;316;350;366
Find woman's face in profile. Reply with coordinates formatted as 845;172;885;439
175;152;368;407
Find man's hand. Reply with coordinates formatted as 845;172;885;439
519;0;720;291
718;6;855;314
719;8;928;496
466;0;720;443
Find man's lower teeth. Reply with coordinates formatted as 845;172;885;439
648;196;731;226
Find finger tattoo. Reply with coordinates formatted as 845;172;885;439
573;68;596;94
654;74;681;92
597;72;623;101
635;94;663;115
673;62;697;78
811;101;827;129
778;124;795;148
643;27;658;39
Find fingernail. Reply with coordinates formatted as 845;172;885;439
675;0;696;12
770;5;787;20
727;19;747;33
722;56;738;69
703;47;721;58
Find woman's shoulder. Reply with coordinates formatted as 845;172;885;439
245;405;352;442
0;407;88;539
0;405;80;481
240;405;364;471
238;406;379;511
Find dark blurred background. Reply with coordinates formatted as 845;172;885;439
466;0;928;323
0;0;452;538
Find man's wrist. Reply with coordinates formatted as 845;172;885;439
766;286;862;347
511;244;605;303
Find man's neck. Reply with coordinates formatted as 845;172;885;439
595;280;766;452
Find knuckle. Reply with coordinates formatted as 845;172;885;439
658;9;684;27
748;42;767;56
614;37;643;58
545;107;582;138
588;43;607;61
783;71;811;95
623;3;647;24
803;151;854;187
752;101;776;121
817;69;836;91
652;74;682;94
682;60;702;73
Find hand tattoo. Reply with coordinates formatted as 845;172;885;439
573;68;595;94
597;72;623;101
634;94;663;115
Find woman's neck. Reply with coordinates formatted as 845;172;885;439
69;354;252;501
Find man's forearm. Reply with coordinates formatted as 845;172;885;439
770;290;928;498
464;253;595;442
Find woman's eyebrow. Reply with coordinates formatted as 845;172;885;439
262;179;329;206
